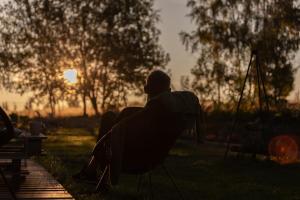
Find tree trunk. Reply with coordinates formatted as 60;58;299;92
82;91;87;117
80;39;89;117
49;94;56;118
90;96;99;116
217;83;220;109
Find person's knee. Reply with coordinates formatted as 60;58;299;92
101;111;117;123
98;111;117;140
116;107;143;122
93;140;106;159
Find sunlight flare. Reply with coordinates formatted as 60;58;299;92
268;135;299;165
63;69;77;84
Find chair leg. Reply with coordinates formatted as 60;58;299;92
95;165;109;192
137;173;154;200
137;174;143;193
0;168;17;200
162;165;185;200
148;172;154;200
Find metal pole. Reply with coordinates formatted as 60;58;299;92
256;53;270;111
148;172;154;200
255;51;264;115
256;51;271;151
224;50;255;159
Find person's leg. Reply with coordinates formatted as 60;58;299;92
92;108;143;173
73;108;142;182
115;107;143;123
73;112;116;182
92;108;143;186
97;111;118;141
72;134;110;182
92;133;113;190
97;107;143;141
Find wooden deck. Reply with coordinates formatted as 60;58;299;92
0;160;75;200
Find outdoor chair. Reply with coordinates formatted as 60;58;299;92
0;106;18;200
95;109;201;200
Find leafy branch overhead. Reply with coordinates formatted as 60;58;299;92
181;0;300;109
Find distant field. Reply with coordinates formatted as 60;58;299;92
37;128;300;200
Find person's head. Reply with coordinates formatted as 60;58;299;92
144;70;171;98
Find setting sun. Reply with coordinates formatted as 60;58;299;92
63;69;77;84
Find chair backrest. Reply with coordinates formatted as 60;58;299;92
0;107;14;147
107;92;201;186
121;113;187;174
145;112;187;170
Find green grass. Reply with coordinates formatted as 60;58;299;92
36;128;300;200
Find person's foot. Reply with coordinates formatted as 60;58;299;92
72;171;98;184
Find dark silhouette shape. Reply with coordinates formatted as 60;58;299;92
144;70;171;99
0;107;18;200
224;50;270;159
0;107;15;146
73;70;202;193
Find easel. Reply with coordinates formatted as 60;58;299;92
224;50;270;159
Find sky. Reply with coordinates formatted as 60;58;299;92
154;0;197;87
0;0;300;111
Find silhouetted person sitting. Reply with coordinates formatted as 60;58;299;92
73;70;202;192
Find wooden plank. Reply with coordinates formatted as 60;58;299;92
0;186;13;199
0;160;75;200
0;152;27;159
15;192;73;199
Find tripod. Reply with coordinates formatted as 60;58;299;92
224;50;270;159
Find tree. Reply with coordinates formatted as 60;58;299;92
181;0;300;109
0;0;169;116
62;0;169;115
0;0;67;117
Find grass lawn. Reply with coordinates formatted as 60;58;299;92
37;128;300;200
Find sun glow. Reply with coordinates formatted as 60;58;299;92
63;69;77;84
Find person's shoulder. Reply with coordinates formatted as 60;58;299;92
171;91;199;101
172;90;196;96
148;91;172;102
145;91;175;111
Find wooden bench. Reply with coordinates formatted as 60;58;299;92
0;159;75;200
0;131;75;199
0;131;47;172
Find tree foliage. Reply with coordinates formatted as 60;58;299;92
0;0;168;116
0;0;66;116
62;0;169;115
181;0;300;109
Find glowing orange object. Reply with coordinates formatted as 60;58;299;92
63;69;77;84
268;135;299;164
